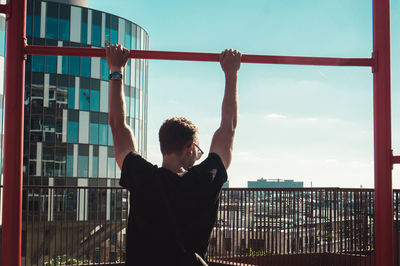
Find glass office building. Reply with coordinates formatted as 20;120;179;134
19;0;149;188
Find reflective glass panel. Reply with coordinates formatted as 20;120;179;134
67;154;74;177
67;121;78;142
81;57;91;78
80;88;90;111
111;16;118;45
81;9;88;44
90;89;99;112
78;155;88;177
62;56;69;74
89;123;99;145
92;156;98;178
59;5;70;41
125;96;130;117
100;58;109;81
108;126;113;146
107;157;115;178
59;18;70;41
69;56;80;76
92;11;101;47
45;56;57;73
46;15;58;39
99;124;107;145
68;86;75;109
32;55;45;72
26;14;32;36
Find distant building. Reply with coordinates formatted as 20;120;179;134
247;178;303;188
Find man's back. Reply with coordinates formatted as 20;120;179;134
120;152;227;265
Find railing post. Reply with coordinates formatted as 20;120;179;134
1;0;26;265
373;0;393;265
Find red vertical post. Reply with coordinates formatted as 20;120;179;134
373;0;393;264
1;0;26;265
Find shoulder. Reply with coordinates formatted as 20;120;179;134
189;153;228;185
120;152;159;191
122;152;156;171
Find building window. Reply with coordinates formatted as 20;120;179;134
69;56;80;76
32;55;45;72
59;4;70;41
62;56;69;74
80;88;90;110
67;154;74;177
92;145;99;178
90;112;99;145
108;126;113;146
108;147;115;178
111;15;118;45
32;0;41;37
100;58;109;81
68;121;78;143
92;11;101;47
45;55;57;73
79;111;89;144
46;2;58;39
90;123;99;145
90;79;100;112
125;96;130;117
92;155;98;178
81;57;91;78
125;22;131;49
78;145;89;178
68;86;75;109
99;124;108;146
81;8;88;44
67;109;79;143
99;113;108;146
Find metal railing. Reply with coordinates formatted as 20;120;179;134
2;186;400;265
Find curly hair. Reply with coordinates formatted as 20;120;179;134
159;117;199;155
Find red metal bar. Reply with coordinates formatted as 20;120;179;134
373;0;393;264
1;0;26;265
393;155;400;164
24;45;374;67
0;4;8;15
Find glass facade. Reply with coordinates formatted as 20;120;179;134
0;1;144;262
14;0;150;188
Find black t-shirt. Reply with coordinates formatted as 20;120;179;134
120;152;227;266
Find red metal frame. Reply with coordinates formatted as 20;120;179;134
373;0;392;265
0;0;393;265
25;45;374;67
1;0;26;266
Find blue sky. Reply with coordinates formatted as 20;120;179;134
90;0;400;188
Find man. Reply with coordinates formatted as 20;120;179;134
106;44;241;265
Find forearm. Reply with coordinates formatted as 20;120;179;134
108;79;127;129
220;73;238;131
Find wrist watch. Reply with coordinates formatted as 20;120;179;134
109;72;123;80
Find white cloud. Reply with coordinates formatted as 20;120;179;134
266;113;287;119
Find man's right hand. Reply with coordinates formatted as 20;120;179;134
105;44;130;73
219;49;242;75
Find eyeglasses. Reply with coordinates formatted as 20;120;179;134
193;143;204;159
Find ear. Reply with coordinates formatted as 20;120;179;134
186;142;194;156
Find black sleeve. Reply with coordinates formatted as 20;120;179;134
192;153;228;188
120;152;157;192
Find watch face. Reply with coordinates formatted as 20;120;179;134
110;72;122;80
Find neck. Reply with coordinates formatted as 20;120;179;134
162;154;186;175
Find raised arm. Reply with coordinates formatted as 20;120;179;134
106;44;137;169
209;49;241;169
